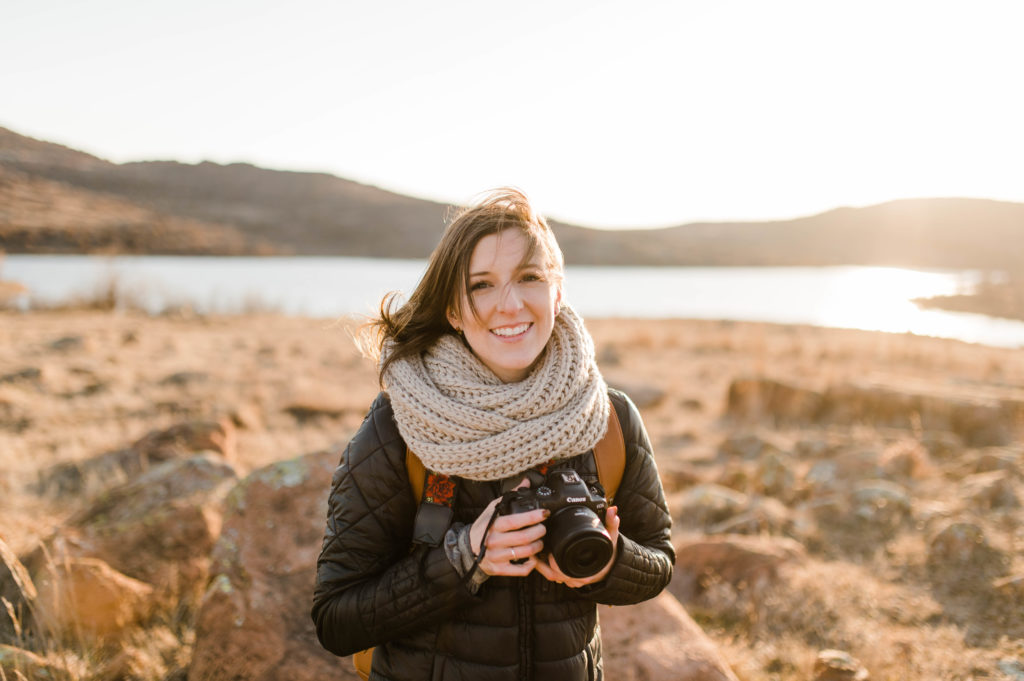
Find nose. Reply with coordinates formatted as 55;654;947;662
497;282;524;313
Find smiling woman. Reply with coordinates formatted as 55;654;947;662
447;229;563;382
311;188;676;680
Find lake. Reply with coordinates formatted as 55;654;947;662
3;255;1023;349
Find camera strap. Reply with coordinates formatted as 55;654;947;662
409;449;457;547
406;396;624;547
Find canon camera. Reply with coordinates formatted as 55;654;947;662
496;469;613;578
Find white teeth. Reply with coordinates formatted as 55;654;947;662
492;323;530;337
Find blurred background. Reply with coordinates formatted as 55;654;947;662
1;0;1022;343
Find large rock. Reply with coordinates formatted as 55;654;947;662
672;484;749;529
707;496;793;536
27;453;239;604
670;534;806;602
725;377;824;424
32;556;153;642
37;418;238;496
725;377;1022;447
189;447;357;681
601;591;739;681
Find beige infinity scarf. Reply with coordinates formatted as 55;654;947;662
382;305;609;481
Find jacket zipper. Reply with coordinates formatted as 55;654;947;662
519;576;532;681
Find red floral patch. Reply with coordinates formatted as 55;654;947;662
424;472;456;506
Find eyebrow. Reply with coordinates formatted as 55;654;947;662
469;263;543;278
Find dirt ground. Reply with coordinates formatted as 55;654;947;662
2;309;1023;680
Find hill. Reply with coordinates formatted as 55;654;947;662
2;126;1023;270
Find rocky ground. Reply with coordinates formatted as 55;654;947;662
2;309;1023;681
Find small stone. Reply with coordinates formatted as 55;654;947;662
49;335;84;352
998;659;1024;681
974;446;1022;475
851;480;912;527
961;470;1019;509
813;649;868;681
926;521;1010;586
718;433;786;461
0;367;42;384
752;451;796;498
160;370;210;386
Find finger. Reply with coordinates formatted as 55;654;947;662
533;559;557;581
605;505;620;542
485;524;546;550
484;555;536;577
492;508;548;533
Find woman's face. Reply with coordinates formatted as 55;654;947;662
448;229;562;383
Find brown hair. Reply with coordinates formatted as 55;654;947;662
362;187;564;385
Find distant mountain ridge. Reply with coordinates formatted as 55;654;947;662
2;126;1022;271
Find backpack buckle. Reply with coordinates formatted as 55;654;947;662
412;501;454;546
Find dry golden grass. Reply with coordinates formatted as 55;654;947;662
2;309;1023;680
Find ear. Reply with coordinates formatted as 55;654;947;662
447;308;460;331
554;287;563;315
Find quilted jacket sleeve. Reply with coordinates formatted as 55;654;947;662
311;393;478;657
580;389;675;605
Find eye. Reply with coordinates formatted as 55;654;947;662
521;271;544;283
470;280;491;292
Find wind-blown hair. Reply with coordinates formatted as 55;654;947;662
361;187;564;385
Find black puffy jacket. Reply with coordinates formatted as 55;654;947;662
312;388;674;681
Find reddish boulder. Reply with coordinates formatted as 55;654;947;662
189;446;358;681
601;591;740;681
671;534;806;602
33;556;153;643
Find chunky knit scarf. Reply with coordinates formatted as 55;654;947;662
382;305;609;481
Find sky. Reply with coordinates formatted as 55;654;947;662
2;0;1023;229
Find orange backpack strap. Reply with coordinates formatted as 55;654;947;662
594;398;625;503
352;649;373;680
407;448;426;502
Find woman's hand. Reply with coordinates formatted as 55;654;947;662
469;479;549;577
534;506;620;588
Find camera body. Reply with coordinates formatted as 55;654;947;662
496;468;613;578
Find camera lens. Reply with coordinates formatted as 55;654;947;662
545;507;613;578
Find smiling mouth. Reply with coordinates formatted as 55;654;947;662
491;323;532;338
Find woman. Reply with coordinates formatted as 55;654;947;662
312;188;674;680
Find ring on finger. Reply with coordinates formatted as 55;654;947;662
510;548;517;561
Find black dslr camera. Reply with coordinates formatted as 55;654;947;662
496;469;613;578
